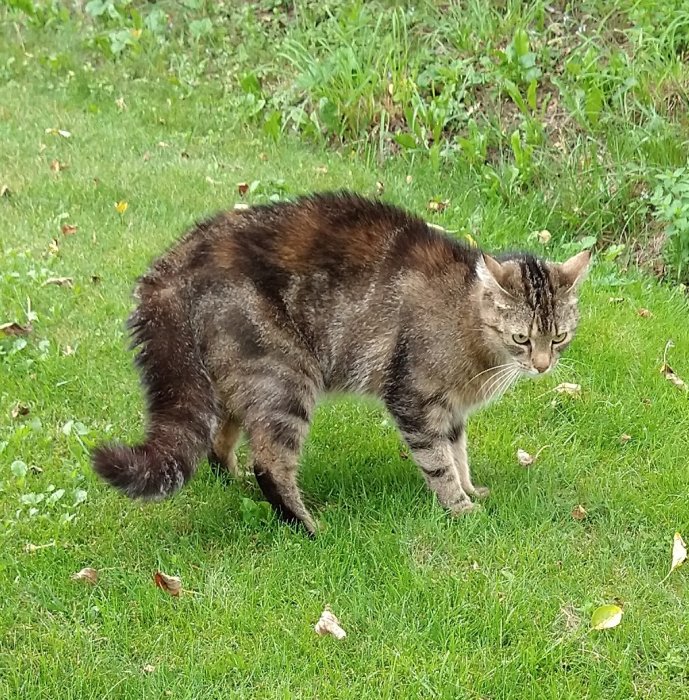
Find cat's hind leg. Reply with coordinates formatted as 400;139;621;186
242;383;318;535
209;417;242;478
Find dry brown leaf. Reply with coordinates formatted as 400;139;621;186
154;571;182;596
11;403;29;419
115;97;127;111
314;165;328;174
608;297;625;304
63;345;75;356
517;448;535;467
259;152;268;161
661;341;687;391
554;382;582;397
142;664;155;674
516;445;549;467
143;151;151;162
427;199;449;212
43;277;73;288
0;321;32;336
237;182;249;197
637;308;652;318
535;229;551;245
571;504;588;521
314;608;346;639
71;567;98;584
50;159;67;173
61;224;78;236
619;434;632;444
48;238;60;256
157;141;169;148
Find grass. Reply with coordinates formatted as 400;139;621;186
2;2;689;698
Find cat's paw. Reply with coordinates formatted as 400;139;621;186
448;498;479;516
472;486;490;500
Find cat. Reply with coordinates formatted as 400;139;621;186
92;192;590;535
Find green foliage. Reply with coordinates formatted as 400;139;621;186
652;167;689;282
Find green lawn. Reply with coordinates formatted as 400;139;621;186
2;3;689;698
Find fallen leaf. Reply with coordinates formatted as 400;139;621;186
24;541;56;553
536;229;551;244
619;434;632;444
517;445;549;467
157;141;169;148
375;181;385;194
637;308;652;318
0;321;32;336
591;604;623;630
45;128;71;138
660;341;687;391
314;165;328;174
554;382;582;397
0;184;11;198
154;571;182;597
608;297;625;304
63;345;75;356
142;664;155;674
406;175;413;184
237;182;249;197
661;364;687;390
61;224;78;236
143;151;151;162
259;152;268;161
115;96;127;111
115;201;128;215
48;238;60;256
43;277;73;288
427;199;449;212
670;532;687;573
50;160;67;172
11;403;30;419
517;448;535;467
71;567;98;584
314;608;346;639
571;504;588;521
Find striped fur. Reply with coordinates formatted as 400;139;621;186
92;192;590;534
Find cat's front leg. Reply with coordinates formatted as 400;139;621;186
450;418;490;499
408;438;477;515
386;393;476;514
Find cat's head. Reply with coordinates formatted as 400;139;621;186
476;250;590;375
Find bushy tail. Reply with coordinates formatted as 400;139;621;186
92;278;217;500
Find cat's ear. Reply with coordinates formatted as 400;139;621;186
477;253;508;289
558;250;591;291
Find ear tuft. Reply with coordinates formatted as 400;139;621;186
476;253;505;287
559;250;591;290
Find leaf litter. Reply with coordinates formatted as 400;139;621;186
660;340;687;391
591;604;623;630
314;607;347;639
154;571;182;597
71;567;98;584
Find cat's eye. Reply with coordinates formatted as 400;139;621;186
552;332;568;344
512;333;530;345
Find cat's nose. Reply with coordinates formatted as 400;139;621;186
532;355;550;373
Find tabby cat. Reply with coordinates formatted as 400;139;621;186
92;192;590;534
